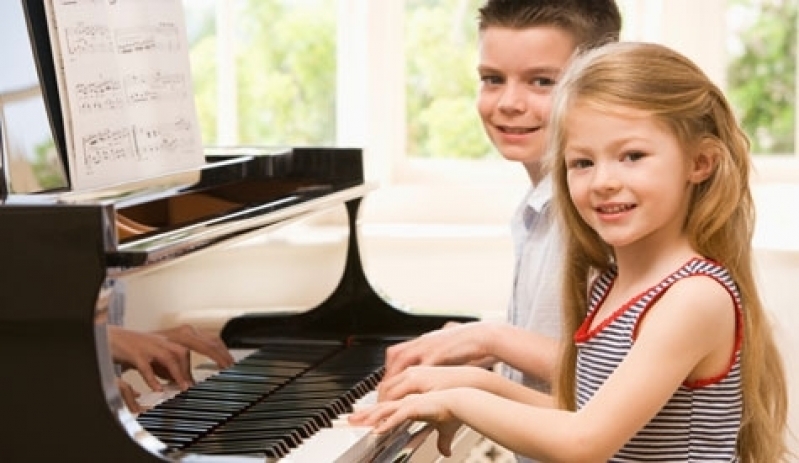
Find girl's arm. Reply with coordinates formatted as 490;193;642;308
352;276;737;462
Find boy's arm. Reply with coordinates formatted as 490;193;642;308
378;364;556;408
383;321;560;386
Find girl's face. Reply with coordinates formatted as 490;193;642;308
476;26;575;182
563;103;695;253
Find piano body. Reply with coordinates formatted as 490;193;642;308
0;1;482;461
0;144;485;462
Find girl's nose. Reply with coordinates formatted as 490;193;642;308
591;162;622;192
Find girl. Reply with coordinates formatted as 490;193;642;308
349;41;789;462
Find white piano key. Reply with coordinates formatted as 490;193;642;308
134;348;257;410
278;426;377;463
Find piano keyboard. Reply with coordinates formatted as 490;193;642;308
133;341;418;462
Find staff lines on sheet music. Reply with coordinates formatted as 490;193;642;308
81;127;135;173
79;116;196;174
65;23;114;55
132;117;197;160
50;0;205;189
62;22;181;58
75;75;125;113
116;23;181;55
73;71;187;114
125;71;187;104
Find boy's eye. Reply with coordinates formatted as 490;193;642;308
531;77;557;88
480;75;504;85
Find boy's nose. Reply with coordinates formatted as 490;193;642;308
498;85;526;113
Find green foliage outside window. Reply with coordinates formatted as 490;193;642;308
405;0;494;159
187;0;336;147
185;0;797;157
727;0;796;154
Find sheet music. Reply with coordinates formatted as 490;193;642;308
44;0;204;191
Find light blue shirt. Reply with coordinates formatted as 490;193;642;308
504;176;564;463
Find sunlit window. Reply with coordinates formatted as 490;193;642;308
184;0;337;147
184;0;798;166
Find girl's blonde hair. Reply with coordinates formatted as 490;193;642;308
547;41;789;462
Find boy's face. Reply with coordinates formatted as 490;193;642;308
477;26;576;172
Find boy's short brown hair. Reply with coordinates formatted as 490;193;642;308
478;0;622;49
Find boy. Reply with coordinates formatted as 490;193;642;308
380;0;623;427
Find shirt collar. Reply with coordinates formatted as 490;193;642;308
527;175;553;213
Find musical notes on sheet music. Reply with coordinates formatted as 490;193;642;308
79;116;197;173
64;23;113;55
72;71;186;114
133;117;196;159
75;76;125;113
45;0;204;190
81;127;134;172
125;72;187;103
116;23;181;55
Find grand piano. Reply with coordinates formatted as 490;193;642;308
0;1;481;461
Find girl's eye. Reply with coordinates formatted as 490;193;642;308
623;151;646;162
568;158;593;169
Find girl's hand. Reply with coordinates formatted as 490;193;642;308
378;365;488;401
383;322;498;380
348;391;463;457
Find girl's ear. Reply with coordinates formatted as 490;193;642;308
688;137;720;184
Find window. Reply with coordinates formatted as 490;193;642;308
184;0;337;147
184;0;799;185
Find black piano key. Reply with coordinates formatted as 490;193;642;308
219;417;316;435
176;389;261;402
151;431;197;449
156;397;245;412
188;436;292;458
189;379;280;394
185;440;283;458
138;406;221;421
229;408;332;428
248;397;344;416
139;407;234;422
137;418;216;432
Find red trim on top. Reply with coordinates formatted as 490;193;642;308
573;276;615;343
573;257;745;389
682;272;744;389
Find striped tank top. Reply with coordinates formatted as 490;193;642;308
574;257;743;462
